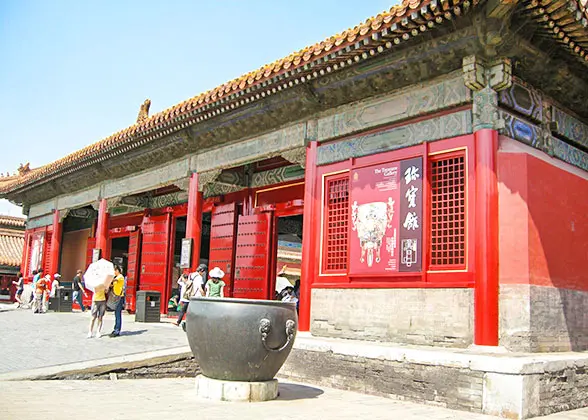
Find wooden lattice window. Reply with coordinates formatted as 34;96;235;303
323;175;350;272
429;154;466;268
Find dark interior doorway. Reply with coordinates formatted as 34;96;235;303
274;214;302;303
111;236;130;275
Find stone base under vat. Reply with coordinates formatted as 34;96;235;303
195;375;279;402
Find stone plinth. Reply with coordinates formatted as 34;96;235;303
195;375;278;402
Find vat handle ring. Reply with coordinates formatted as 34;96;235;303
259;318;296;352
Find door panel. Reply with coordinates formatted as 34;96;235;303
43;233;52;276
208;203;238;296
233;212;274;300
125;231;141;312
139;214;171;311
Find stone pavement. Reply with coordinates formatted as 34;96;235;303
0;303;187;374
1;378;588;420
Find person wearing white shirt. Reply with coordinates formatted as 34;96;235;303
50;273;62;298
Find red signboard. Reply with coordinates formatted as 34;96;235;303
349;157;423;275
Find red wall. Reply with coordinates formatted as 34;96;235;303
498;143;588;291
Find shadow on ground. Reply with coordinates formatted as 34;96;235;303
277;383;324;400
119;330;148;337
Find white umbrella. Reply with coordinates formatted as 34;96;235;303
84;259;115;292
275;276;293;293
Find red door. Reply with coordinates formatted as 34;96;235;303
43;233;52;276
125;231;141;312
233;211;274;300
139;214;171;312
208;203;238;296
79;237;97;310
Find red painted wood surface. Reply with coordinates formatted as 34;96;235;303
139;214;171;311
125;230;141;312
208;203;238;297
42;232;52;276
233;212;274;300
186;172;203;271
474;129;499;346
49;210;62;276
76;237;97;310
498;138;588;291
95;199;109;257
300;141;318;331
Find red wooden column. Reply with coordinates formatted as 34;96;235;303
186;172;203;271
21;231;30;278
299;141;318;332
95;199;109;258
474;129;499;346
48;210;62;275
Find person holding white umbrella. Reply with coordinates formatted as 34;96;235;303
84;259;115;338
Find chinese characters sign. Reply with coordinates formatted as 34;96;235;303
349;157;423;275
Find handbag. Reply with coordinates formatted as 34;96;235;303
106;287;121;310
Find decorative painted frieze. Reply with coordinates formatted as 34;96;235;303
551;136;588;172
316;73;469;142
499;110;588;172
281;147;306;169
552;107;588;150
26;214;54;230
102;158;190;199
198;169;222;193
56;186;101;212
149;191;189;208
251;165;305;188
498;81;543;123
194;123;306;172
499;111;542;148
28;199;56;219
317;110;472;166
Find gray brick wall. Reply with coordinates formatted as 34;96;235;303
279;348;484;413
539;364;588;416
310;288;473;348
500;284;588;352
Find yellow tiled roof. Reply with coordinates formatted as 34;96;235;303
0;221;24;267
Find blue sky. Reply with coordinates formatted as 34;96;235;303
0;0;394;217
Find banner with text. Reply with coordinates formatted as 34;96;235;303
349;157;423;275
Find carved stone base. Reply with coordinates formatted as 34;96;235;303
195;375;278;402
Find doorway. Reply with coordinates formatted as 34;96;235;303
274;214;303;303
168;216;187;313
111;236;130;275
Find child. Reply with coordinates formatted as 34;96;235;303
205;267;226;298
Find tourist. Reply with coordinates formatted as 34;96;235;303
28;269;40;305
168;294;179;312
72;270;87;312
32;274;48;314
49;273;62;298
281;287;299;305
175;273;194;327
205;267;226;298
12;272;24;308
108;265;125;338
87;282;109;338
12;272;24;306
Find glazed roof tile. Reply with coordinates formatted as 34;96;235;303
0;221;24;267
0;215;26;229
1;0;587;194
